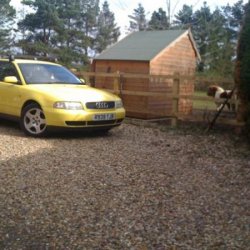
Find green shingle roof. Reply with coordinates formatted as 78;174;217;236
95;30;188;61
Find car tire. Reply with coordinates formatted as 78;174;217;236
20;103;48;137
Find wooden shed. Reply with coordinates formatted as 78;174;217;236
92;29;200;119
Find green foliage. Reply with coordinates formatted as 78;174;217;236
0;0;16;51
95;1;120;53
18;0;62;56
235;1;250;137
173;1;246;77
173;4;194;28
17;0;117;66
148;8;169;30
236;2;250;101
128;3;147;32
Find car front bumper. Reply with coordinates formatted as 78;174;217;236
44;107;126;128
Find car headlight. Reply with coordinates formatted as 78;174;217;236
115;100;123;109
53;101;83;110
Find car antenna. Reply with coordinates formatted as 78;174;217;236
9;55;15;62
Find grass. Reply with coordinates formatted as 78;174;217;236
193;91;216;110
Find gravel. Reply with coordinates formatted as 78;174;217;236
0;120;249;249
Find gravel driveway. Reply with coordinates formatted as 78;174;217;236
0;120;249;249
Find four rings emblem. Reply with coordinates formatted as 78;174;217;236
96;102;110;109
85;101;114;109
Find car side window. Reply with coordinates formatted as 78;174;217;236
0;62;20;83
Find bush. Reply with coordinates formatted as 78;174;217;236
235;2;250;140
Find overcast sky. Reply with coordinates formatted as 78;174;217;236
104;0;247;34
11;0;248;36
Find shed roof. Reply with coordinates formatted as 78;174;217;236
95;29;200;61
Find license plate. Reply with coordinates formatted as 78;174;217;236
93;113;115;121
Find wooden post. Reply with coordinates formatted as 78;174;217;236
113;71;120;95
171;73;180;127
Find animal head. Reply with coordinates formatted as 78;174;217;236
207;85;224;97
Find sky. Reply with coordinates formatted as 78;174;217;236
102;0;248;35
10;0;248;37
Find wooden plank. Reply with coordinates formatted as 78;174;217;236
76;71;195;81
125;107;174;117
216;118;245;126
75;71;240;126
195;77;234;85
76;71;233;86
171;74;180;127
121;90;172;97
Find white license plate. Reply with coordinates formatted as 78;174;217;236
93;113;115;121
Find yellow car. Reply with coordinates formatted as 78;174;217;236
0;57;125;137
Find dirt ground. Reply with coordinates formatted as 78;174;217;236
0;120;249;249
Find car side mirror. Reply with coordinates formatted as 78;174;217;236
4;76;19;84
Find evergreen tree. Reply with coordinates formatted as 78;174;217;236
207;8;234;76
95;1;120;53
18;0;62;56
231;0;246;30
173;4;193;29
78;0;100;57
173;2;245;77
128;3;147;32
235;1;250;127
55;0;89;64
148;8;169;30
0;0;16;52
192;2;213;72
17;0;100;65
222;1;246;43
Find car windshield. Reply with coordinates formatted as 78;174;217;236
18;63;82;85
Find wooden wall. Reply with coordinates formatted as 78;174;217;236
93;60;150;118
149;34;196;117
93;34;197;119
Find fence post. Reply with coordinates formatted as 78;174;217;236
171;73;180;127
113;71;120;95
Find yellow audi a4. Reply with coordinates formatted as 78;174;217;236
0;57;125;137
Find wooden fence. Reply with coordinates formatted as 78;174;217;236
76;71;244;128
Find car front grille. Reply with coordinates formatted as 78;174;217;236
65;121;86;126
87;120;116;126
85;101;115;109
65;119;123;127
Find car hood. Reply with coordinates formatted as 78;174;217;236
27;84;120;102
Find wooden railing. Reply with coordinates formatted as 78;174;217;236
76;71;244;127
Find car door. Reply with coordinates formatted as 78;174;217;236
0;61;23;117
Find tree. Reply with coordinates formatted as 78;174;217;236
18;0;62;56
191;2;213;72
78;0;100;57
230;0;246;30
222;1;246;46
17;0;100;65
95;1;120;53
58;0;100;64
235;1;250;128
173;4;193;29
0;0;16;52
206;8;234;76
148;8;169;30
128;3;147;32
54;0;91;64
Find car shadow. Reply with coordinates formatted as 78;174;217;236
0;119;24;137
0;118;116;139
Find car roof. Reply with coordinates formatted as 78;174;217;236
0;58;59;65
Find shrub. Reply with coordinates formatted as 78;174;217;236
235;1;250;139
